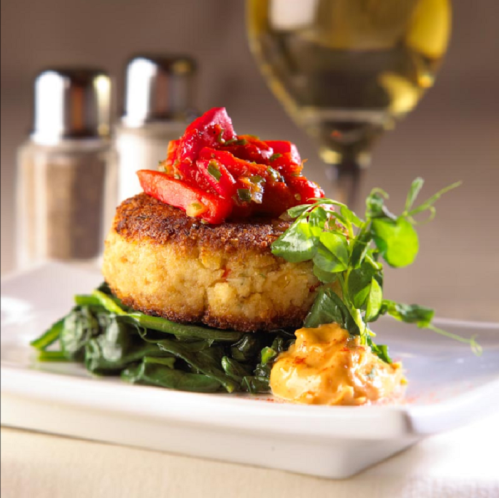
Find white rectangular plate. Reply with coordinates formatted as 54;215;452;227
2;262;499;478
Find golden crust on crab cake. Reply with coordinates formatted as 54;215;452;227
102;193;326;333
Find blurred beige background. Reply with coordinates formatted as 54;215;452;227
2;0;499;320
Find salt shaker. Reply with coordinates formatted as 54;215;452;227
16;68;117;269
116;55;197;202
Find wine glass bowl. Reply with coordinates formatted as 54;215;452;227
247;0;451;205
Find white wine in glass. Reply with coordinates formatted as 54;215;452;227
247;0;451;205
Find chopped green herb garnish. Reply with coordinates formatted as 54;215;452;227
267;166;283;182
271;178;481;361
207;161;222;182
269;153;282;162
224;138;248;146
216;127;225;144
250;175;264;184
237;188;252;202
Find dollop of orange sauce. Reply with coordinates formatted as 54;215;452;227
270;323;405;406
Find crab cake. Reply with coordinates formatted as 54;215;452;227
102;193;322;333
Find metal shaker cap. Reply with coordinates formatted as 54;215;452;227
31;68;112;144
122;55;197;127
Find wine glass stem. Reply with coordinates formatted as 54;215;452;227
326;162;364;209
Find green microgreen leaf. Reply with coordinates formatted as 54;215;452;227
372;217;419;267
349;230;372;268
308;206;328;236
304;287;360;336
319;232;349;268
367;337;392;363
271;217;317;263
287;203;312;218
313;264;338;284
348;260;383;309
365;278;383;322
381;300;434;327
313;243;347;273
407;181;461;218
405;177;424;212
269;153;282;161
426;325;482;356
340;205;363;227
268;178;475;359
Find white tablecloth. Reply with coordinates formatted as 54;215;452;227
2;411;498;498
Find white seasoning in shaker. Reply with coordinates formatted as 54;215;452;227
116;55;197;202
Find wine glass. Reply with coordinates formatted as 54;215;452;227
246;0;451;206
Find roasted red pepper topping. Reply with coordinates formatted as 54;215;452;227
138;107;324;223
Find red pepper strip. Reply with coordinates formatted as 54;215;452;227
197;158;237;199
270;152;303;176
186;107;236;141
288;176;325;203
258;182;298;218
265;140;302;164
174;107;237;164
166;139;180;161
222;135;274;164
199;148;268;179
137;170;232;224
162;139;181;174
167;108;237;166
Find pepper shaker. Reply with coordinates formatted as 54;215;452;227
116;55;198;202
16;68;117;269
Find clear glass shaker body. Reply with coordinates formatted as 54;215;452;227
115;121;186;203
16;138;117;269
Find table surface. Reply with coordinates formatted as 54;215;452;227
2;411;499;498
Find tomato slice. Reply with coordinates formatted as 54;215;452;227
137;170;232;224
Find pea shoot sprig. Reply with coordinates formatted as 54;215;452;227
271;178;481;363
